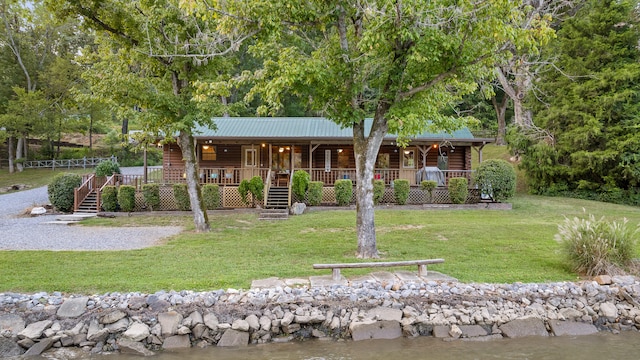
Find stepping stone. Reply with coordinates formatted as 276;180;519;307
251;277;285;289
394;271;422;283
309;275;347;287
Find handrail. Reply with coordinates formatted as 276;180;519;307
264;169;272;208
287;171;294;207
74;174;95;212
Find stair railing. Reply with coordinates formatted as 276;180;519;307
74;174;96;212
95;174;118;213
287;171;294;207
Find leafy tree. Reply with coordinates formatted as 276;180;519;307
49;0;249;232
210;0;552;257
517;0;640;195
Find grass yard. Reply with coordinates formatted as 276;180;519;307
1;194;639;294
0;168;87;191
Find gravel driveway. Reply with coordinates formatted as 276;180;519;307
0;167;183;251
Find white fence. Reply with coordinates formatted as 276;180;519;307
20;156;117;170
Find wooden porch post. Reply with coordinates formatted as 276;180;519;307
418;145;431;168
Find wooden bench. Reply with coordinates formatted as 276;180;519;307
313;259;445;281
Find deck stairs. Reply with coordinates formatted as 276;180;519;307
260;186;289;220
76;191;99;214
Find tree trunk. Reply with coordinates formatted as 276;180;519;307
15;137;24;172
492;95;509;145
7;136;15;174
353;113;388;259
89;113;94;150
177;130;210;232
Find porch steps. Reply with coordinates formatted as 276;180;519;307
265;187;289;209
259;209;289;221
76;191;99;213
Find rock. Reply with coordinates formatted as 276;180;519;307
57;297;89;318
500;317;549;338
185;311;203;326
192;323;207;339
24;338;55;356
549;321;598;336
559;308;584;320
106;318;129;333
245;314;260;331
600;302;618;321
259;316;272;332
231;319;249;332
118;339;155;356
122;322;150;342
204;313;219;330
0;337;24;357
18;320;52;340
100;310;127;324
432;325;451;338
290;202;306;215
349;320;402;341
163;335;191;349
0;314;25;335
30;207;47;215
594;275;612;285
87;319;109;342
366;307;403;322
460;325;488;338
217;329;249;347
159;311;183;336
281;312;295;326
449;324;462;339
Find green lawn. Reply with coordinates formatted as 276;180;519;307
1;194;639;294
0;168;88;191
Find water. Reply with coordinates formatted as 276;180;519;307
45;331;640;359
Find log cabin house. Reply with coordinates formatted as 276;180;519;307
161;117;493;208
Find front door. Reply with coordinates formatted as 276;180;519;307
242;145;259;181
272;145;291;186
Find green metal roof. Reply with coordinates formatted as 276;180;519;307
192;117;477;141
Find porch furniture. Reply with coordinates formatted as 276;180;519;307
276;171;289;186
313;258;445;281
224;168;234;185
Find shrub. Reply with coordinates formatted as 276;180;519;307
556;213;639;276
292;170;310;199
308;181;323;206
448;177;468;204
117;185;136;212
238;180;251;205
173;183;191;211
101;186;118;212
249;176;264;203
473;159;516;202
202;184;220;210
142;184;160;211
48;173;82;213
334;179;353;206
420;180;438;203
95;160;121;177
373;180;385;205
393;179;410;205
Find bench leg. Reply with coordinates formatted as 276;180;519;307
332;268;341;281
418;264;428;277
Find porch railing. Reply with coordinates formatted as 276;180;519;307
161;167;474;187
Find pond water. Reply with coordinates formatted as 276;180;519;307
45;331;640;360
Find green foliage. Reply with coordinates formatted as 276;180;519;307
420;180;438;203
520;0;640;195
393;179;410;205
101;186;118;212
117;185;136;212
238;180;251;205
142;184;160;211
308;181;323;206
556;213;639;276
292;170;310;199
473;159;516;202
173;184;191;211
202;184;220;210
334;179;353;206
48;173;82;213
448;178;469;204
95;160;121;177
249;176;264;202
373;180;385;205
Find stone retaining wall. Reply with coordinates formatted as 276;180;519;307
1;275;640;357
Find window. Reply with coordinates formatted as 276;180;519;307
201;144;217;161
403;149;415;168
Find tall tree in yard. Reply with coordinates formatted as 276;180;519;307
209;0;552;258
50;0;250;232
516;0;640;195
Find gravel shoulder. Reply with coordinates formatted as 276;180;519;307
0;166;181;251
